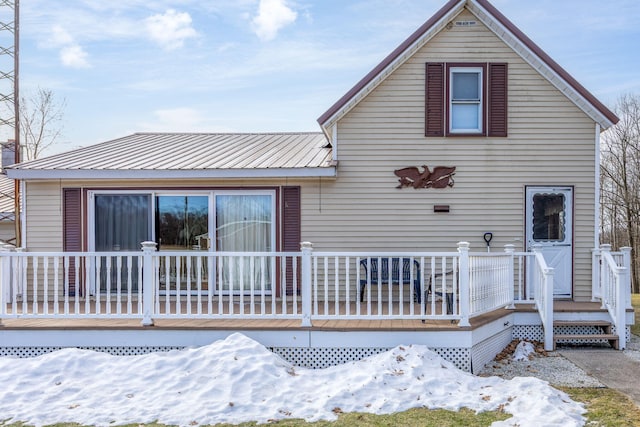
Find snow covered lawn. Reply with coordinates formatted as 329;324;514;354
0;333;585;426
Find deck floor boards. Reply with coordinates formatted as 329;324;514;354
0;301;611;331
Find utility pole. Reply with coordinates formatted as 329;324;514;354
0;0;19;246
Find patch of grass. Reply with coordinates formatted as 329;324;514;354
0;408;512;427
632;294;640;337
563;386;640;426
3;394;639;427
3;387;640;426
215;407;511;426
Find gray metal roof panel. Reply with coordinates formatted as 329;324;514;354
9;132;333;173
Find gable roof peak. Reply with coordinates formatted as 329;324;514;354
318;0;618;133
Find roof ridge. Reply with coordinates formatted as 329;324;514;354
132;131;324;136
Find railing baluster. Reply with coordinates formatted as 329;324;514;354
196;255;202;315
127;256;133;314
63;256;69;315
217;256;223;315
260;255;266;315
116;256;122;315
323;256;329;315
344;256;350;316
176;256;182;315
186;254;192;316
53;257;59;315
250;255;256;315
207;254;214;315
292;256;298;315
43;257;49;315
238;255;244;315
32;257;38;315
85;255;92;315
334;257;339;316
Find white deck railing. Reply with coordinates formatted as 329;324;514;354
0;241;603;330
530;245;555;351
597;244;631;350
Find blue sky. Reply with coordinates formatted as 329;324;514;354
7;0;640;155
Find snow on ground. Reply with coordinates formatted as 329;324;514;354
0;333;585;427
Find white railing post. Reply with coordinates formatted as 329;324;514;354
620;246;632;309
141;241;157;326
543;266;555;351
504;244;516;308
457;242;470;327
616;262;628;350
591;247;601;302
300;242;313;327
532;244;554;351
600;244;612;309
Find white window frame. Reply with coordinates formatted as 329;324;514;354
449;66;483;134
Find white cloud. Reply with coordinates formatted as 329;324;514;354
144;9;198;50
50;25;74;47
47;25;91;68
252;0;297;41
60;44;91;68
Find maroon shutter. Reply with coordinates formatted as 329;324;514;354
425;62;445;137
488;63;508;137
63;188;82;296
282;186;301;295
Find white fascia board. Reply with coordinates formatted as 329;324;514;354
320;2;465;132
467;0;615;130
6;167;337;180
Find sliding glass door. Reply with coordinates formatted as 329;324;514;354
95;194;151;252
90;190;275;294
94;194;151;292
156;195;209;290
216;193;273;291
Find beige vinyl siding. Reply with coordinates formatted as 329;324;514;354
25;181;65;252
300;9;597;300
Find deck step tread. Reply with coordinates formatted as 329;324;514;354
554;333;618;340
553;320;612;327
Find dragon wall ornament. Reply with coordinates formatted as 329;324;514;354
394;165;456;189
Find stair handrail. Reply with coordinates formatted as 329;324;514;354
599;244;628;350
532;245;554;351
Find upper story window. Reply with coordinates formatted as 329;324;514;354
425;62;507;138
449;67;483;134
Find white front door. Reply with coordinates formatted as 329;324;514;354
525;186;573;298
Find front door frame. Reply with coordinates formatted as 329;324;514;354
525;185;574;299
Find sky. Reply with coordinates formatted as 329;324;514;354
0;333;586;426
2;0;640;155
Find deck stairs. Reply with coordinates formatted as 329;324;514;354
553;320;619;350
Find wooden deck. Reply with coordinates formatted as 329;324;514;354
0;307;512;331
0;301;613;332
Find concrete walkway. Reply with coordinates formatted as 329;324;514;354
560;349;640;406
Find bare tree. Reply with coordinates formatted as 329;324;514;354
600;93;640;292
19;87;66;160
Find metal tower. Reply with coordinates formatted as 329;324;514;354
0;0;19;246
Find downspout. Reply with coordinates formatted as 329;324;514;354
20;178;25;249
592;123;601;301
594;123;601;249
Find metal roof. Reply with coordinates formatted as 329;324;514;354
7;132;335;180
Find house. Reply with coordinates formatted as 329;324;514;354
0;0;632;373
